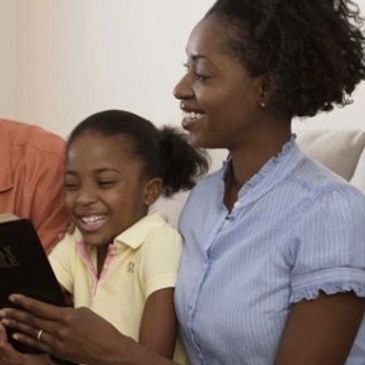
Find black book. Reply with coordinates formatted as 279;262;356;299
0;214;77;365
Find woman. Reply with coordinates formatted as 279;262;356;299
1;1;365;364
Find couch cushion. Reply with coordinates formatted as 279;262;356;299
297;129;365;194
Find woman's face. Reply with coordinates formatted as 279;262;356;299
174;16;265;150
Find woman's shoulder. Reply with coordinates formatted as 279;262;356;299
290;155;365;233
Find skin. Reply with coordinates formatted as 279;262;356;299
274;293;365;365
0;296;176;365
0;323;52;365
0;14;364;365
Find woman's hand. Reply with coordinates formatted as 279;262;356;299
0;294;125;365
0;294;178;365
0;323;53;365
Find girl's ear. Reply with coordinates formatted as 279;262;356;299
144;177;163;206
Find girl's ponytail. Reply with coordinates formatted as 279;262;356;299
158;126;209;197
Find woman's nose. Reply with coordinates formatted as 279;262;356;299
173;73;194;100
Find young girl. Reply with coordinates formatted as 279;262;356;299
0;109;208;364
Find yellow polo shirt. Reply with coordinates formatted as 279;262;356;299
49;212;187;363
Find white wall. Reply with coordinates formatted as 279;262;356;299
0;0;364;137
12;0;214;137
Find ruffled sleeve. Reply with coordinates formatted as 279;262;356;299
290;186;365;303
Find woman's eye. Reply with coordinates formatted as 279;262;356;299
194;72;210;81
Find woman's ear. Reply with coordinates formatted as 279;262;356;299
257;74;274;108
144;177;163;206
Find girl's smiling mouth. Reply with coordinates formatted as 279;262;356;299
77;214;108;232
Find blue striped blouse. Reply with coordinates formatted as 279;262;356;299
175;137;365;365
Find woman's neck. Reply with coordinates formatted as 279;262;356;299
224;126;292;211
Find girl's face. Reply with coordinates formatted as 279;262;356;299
64;133;152;247
174;16;265;150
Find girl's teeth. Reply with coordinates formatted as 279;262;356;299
78;215;107;233
81;215;106;224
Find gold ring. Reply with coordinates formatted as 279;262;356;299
37;329;44;342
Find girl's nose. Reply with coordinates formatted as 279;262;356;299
75;189;97;205
173;73;194;101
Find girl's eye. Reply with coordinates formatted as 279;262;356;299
64;183;79;190
98;181;115;188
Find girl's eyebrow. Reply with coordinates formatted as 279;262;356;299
94;167;120;174
65;167;120;174
94;167;119;172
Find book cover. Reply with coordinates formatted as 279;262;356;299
0;215;77;365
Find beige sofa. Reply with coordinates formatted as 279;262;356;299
297;129;365;194
154;129;365;227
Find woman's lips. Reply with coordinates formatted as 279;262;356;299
181;110;205;131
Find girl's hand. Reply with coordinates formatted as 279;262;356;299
0;294;131;365
0;323;53;365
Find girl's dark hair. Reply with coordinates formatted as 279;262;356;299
67;109;209;197
206;0;365;117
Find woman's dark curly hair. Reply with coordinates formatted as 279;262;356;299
206;0;365;117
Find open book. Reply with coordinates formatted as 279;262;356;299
0;213;76;364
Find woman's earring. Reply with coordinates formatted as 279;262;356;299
260;101;266;108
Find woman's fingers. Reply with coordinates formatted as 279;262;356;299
0;307;57;336
1;317;40;339
11;331;52;355
8;294;65;321
1;318;66;360
0;323;8;341
0;323;28;364
1;302;123;365
0;295;75;340
0;315;59;356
